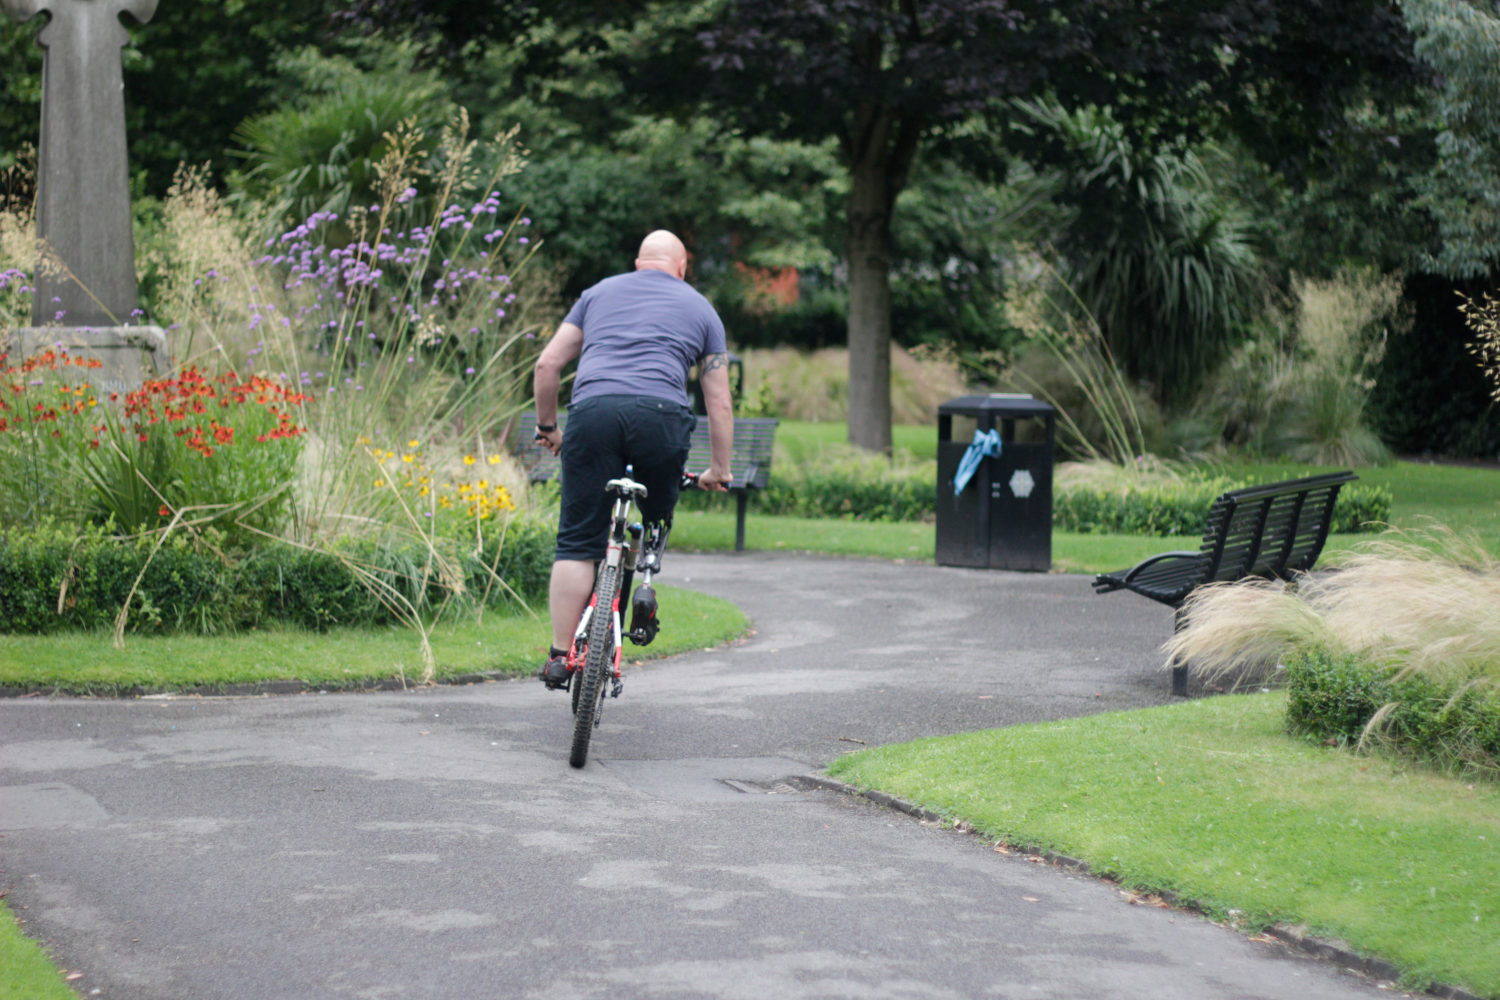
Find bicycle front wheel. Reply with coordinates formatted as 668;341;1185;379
569;564;620;768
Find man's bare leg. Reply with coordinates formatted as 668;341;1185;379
549;559;597;652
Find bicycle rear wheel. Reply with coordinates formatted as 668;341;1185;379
569;564;620;768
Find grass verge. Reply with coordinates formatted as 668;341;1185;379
0;585;747;695
828;692;1500;998
0;902;75;1000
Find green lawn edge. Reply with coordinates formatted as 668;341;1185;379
827;692;1500;999
0;901;76;1000
0;584;748;696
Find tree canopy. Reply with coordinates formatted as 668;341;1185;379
686;0;1422;450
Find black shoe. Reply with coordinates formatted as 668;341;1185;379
539;655;571;691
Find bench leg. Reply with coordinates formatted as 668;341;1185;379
1171;606;1189;697
734;492;747;552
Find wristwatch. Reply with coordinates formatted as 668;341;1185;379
535;423;556;433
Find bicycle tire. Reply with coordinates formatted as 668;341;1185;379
569;564;620;768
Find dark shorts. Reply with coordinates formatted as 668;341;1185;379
554;394;696;561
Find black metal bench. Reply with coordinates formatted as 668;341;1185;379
511;411;778;552
1092;471;1358;696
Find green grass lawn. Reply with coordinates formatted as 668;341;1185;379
829;692;1500;998
0;585;748;695
774;419;937;462
0;902;76;1000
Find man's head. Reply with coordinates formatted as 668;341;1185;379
635;230;688;280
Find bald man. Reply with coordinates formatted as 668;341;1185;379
532;230;734;689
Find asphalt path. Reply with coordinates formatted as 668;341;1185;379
0;552;1404;999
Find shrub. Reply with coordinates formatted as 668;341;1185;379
465;514;555;606
0;517;555;635
1193;269;1401;465
1286;646;1500;778
1054;477;1238;536
0;521;234;634
236;542;384;631
763;451;937;522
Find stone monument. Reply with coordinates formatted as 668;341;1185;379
1;0;170;395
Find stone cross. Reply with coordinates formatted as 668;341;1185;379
3;0;159;329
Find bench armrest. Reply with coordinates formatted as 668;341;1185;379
1093;550;1204;593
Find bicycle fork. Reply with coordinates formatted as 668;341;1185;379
568;525;636;700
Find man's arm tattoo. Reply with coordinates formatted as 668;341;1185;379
700;352;729;373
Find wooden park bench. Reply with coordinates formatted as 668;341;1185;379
1092;471;1358;697
511;411;778;552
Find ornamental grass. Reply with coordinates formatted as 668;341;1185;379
1164;525;1500;774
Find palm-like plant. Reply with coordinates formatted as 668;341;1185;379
1014;99;1265;406
232;70;450;239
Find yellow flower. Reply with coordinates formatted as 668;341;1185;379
402;453;415;463
373;478;385;488
419;486;430;497
463;455;476;466
487;455;501;465
407;439;419;448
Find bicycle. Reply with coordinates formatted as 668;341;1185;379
562;469;696;768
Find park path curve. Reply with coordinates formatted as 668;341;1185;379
0;552;1405;999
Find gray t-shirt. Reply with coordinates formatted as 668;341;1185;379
564;269;727;407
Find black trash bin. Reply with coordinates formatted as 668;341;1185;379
935;394;1055;571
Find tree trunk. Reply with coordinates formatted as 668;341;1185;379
845;154;894;455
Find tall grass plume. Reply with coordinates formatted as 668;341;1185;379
1165;521;1500;758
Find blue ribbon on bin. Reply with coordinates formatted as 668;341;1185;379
953;429;1002;495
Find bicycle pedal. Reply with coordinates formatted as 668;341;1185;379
610;678;624;698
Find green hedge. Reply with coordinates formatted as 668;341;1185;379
1286;646;1500;777
1053;481;1392;537
676;452;938;522
678;457;1391;535
757;456;937;521
0;518;556;635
